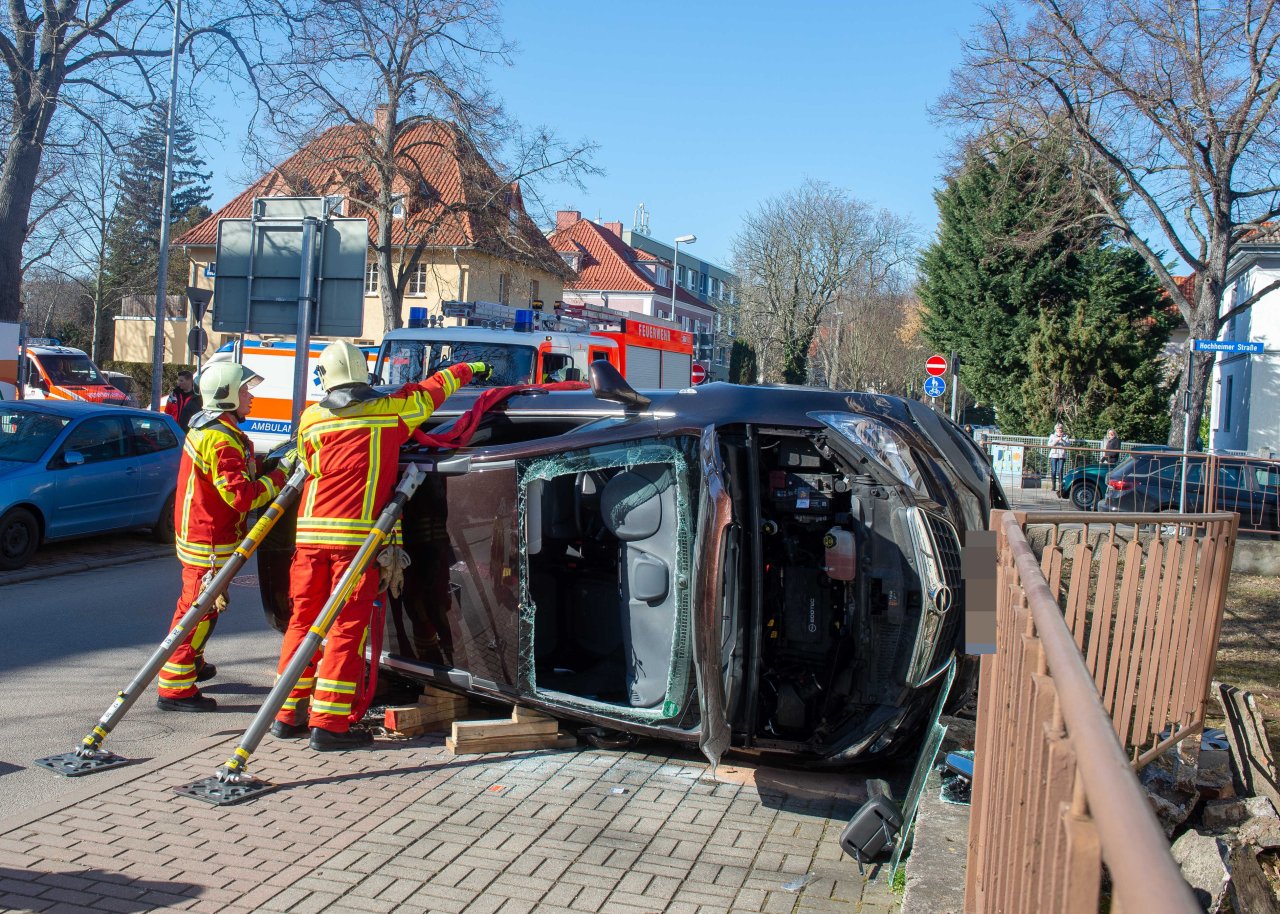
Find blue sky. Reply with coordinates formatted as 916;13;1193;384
202;1;987;268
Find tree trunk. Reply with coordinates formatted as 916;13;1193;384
0;134;45;323
1167;270;1226;449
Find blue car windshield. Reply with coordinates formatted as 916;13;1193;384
0;409;70;462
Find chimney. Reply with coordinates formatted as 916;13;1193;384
603;221;623;238
556;210;581;232
374;104;391;135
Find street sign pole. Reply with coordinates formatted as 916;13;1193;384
291;217;319;435
1180;342;1193;513
949;350;958;421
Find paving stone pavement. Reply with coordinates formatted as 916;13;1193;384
0;733;900;913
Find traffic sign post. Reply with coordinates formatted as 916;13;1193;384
926;355;948;377
923;376;946;399
690;363;707;385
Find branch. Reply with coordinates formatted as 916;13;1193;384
1219;276;1280;324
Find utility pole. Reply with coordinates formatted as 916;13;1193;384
149;0;183;410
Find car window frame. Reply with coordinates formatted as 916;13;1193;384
52;414;130;468
126;414;180;456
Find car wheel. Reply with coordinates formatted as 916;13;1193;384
1069;482;1099;511
0;507;40;570
151;493;176;544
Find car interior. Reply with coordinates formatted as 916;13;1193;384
525;462;682;712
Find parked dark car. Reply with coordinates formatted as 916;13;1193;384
101;371;141;408
1058;444;1170;510
0;401;182;569
258;368;1007;766
1100;452;1280;533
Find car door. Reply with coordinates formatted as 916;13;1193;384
47;415;140;537
1252;463;1280;530
126;414;181;523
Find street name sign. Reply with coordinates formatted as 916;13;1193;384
926;354;948;376
924;375;946;398
1190;339;1264;354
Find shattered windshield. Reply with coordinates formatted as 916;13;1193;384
378;340;537;388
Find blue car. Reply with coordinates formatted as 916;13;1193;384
0;401;183;570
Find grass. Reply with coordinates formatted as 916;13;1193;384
1214;573;1280;750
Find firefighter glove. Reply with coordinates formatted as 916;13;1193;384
377;545;411;598
467;361;493;382
277;447;300;477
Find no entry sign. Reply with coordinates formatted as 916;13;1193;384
926;355;948;377
690;363;707;384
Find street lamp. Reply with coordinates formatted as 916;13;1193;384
149;0;183;410
671;233;696;320
831;310;843;390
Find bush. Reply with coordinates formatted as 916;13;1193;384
101;360;196;406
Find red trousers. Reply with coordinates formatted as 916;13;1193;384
158;562;222;699
276;546;379;733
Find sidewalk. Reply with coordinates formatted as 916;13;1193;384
0;731;899;913
0;534;170;587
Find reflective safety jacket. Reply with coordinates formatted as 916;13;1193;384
175;415;286;566
295;364;474;548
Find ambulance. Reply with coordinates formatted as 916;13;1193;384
376;300;695;390
202;339;379;452
15;340;130;405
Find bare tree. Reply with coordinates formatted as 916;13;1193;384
0;2;272;326
730;180;916;384
262;0;596;333
940;1;1280;445
814;292;931;395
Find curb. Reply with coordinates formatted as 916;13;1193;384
0;546;171;588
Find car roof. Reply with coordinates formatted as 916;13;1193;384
2;400;170;421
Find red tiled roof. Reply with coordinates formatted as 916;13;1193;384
545;216;715;312
176;120;569;278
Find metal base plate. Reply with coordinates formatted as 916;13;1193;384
36;751;134;777
174;775;277;806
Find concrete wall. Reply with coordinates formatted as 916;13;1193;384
1211;261;1280;454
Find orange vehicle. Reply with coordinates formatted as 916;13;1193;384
375;300;695;390
18;341;129;406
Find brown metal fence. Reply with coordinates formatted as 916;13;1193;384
965;510;1238;914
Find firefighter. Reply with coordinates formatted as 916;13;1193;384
272;341;488;750
156;362;291;711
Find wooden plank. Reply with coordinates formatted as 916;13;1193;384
451;716;559;742
1228;844;1280;914
446;730;577;754
512;705;555;724
385;698;469;731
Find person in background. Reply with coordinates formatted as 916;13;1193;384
163;370;202;432
1102;428;1122;468
1047;423;1070;495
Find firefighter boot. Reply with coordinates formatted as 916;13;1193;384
309;727;373;751
270;720;309;739
157;692;217;712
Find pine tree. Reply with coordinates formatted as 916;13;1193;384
919;134;1171;437
100;106;212;354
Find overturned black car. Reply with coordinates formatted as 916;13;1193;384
258;367;1005;766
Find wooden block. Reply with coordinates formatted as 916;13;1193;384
451;717;559;742
512;705;555;724
446;730;577;755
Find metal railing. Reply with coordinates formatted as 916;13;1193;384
965;510;1238;914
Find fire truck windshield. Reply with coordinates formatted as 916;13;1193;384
378;339;538;387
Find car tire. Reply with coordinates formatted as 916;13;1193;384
1069;482;1100;512
0;507;40;571
151;493;176;544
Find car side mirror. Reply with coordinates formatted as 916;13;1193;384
588;361;651;411
61;450;85;467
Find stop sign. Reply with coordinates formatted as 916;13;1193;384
926;354;948;377
690;363;707;385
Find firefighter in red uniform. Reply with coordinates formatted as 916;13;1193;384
157;362;291;711
271;341;487;750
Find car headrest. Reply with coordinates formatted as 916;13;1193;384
601;466;672;541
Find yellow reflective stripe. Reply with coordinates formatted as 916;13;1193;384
311;700;352;715
296;532;372;547
316;679;357;694
295;517;378;528
307;416;399;433
163;662;195;674
362;430;378;520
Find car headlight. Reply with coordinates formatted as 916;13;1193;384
811;411;924;492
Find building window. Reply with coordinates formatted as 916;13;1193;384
392;197;405;219
560;251;582;272
678;265;686;286
498;272;511;305
407;263;428;297
1223;375;1233;431
528;279;540;306
364;261;379;295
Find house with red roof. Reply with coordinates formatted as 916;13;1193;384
547;211;735;379
114;113;570;359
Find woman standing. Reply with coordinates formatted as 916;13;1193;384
1048;423;1070;494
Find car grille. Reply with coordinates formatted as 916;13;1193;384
926;512;963;670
